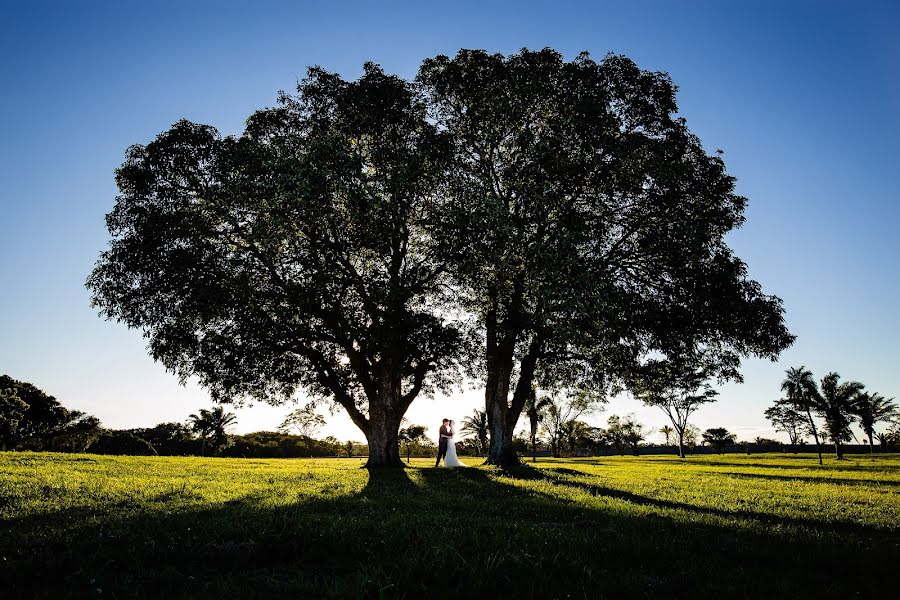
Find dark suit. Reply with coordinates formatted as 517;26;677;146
435;423;452;466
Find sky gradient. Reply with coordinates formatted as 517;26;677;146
2;1;898;444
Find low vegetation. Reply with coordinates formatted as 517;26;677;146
2;452;897;598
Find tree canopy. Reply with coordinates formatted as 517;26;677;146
89;48;794;467
418;48;793;464
87;64;462;466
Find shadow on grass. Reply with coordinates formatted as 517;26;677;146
715;470;900;488
500;465;892;535
2;464;897;599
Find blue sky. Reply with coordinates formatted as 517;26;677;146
1;1;898;443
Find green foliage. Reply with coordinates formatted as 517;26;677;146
3;453;897;598
702;427;737;453
223;431;344;458
631;361;718;457
88;430;157;455
278;403;326;437
398;424;431;462
780;366;824;463
86;64;462;467
0;388;28;450
765;400;809;445
605;414;649;456
852;392;897;449
188;406;237;456
460;410;489;455
127;422;202;456
0;375;101;451
417;48;793;465
809;373;864;459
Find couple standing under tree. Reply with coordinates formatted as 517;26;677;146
435;418;466;468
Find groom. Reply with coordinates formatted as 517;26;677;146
434;418;452;467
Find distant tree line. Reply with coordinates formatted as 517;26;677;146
768;366;899;461
0;374;374;458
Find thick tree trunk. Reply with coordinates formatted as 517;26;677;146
362;372;406;468
868;432;874;454
834;441;843;460
677;431;685;459
486;394;519;465
365;418;404;468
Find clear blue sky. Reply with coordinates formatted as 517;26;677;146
1;0;898;443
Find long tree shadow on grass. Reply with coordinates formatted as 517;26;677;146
2;464;897;599
529;466;897;533
714;470;900;488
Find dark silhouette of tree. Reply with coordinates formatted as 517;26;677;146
87;64;461;468
187;411;213;456
0;375;101;451
524;388;551;462
659;425;674;446
129;422;199;455
398;424;428;463
702;427;736;454
541;390;602;458
808;372;864;460
88;430;156;455
852;392;897;453
0;388;27;451
188;407;235;456
345;441;355;458
781;366;823;464
560;420;594;453
278;403;326;438
631;362;717;458
605;414;648;456
418;48;793;466
461;410;489;455
764;400;808;446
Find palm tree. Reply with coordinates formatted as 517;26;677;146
808;372;864;460
461;410;489;456
524;388;551;462
187;411;212;456
852;392;897;453
659;425;674;446
781;366;823;465
188;406;237;456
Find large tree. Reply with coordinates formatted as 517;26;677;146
418;48;793;466
87;64;461;467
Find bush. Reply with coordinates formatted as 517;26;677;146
88;430;157;455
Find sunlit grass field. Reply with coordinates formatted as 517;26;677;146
2;452;898;598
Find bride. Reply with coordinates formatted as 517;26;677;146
443;420;466;468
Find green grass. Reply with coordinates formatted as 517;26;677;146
2;452;898;598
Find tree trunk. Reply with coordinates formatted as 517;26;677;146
363;379;405;467
531;433;537;463
868;432;874;455
365;420;403;467
804;407;823;465
486;411;518;466
677;431;685;459
834;441;843;460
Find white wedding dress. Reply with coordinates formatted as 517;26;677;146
443;422;466;468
